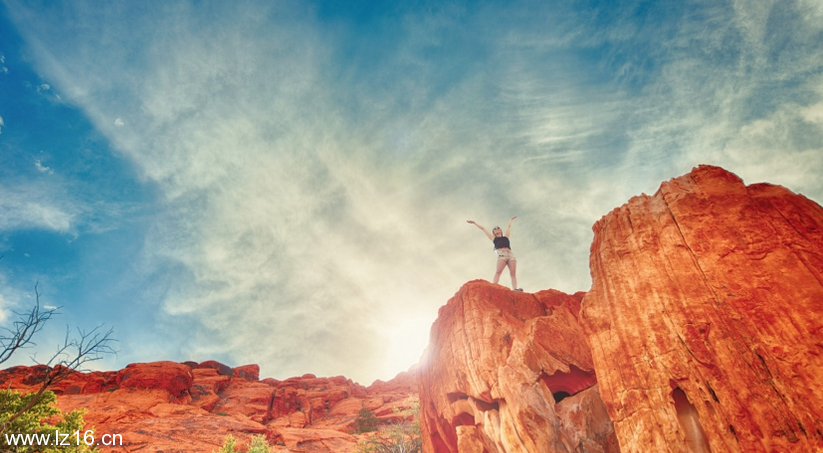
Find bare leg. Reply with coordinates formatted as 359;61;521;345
508;260;518;290
493;258;507;284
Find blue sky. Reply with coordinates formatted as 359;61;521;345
1;0;822;384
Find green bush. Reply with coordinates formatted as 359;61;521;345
0;389;95;452
355;423;422;453
355;398;421;453
215;434;272;453
354;407;380;434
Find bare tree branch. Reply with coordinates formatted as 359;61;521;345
0;283;59;365
38;324;118;382
0;284;117;434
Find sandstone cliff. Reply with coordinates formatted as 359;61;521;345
418;282;618;453
580;165;823;452
418;165;823;453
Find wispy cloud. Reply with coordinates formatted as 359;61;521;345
5;0;456;381
34;159;53;174
4;0;822;383
0;185;76;233
0;275;36;329
611;0;823;195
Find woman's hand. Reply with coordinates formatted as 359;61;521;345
467;220;476;224
506;216;517;237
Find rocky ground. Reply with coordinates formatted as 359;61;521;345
0;360;418;452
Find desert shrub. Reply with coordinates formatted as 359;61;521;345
0;389;95;452
216;435;238;453
215;434;271;453
355;398;421;453
355;423;422;453
354;407;380;433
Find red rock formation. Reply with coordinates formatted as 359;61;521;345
0;361;419;453
418;280;618;453
116;361;193;400
7;165;819;453
580;165;823;452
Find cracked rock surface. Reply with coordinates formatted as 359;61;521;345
419;281;617;453
581;165;823;452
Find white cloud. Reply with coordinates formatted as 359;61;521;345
2;1;453;382
589;1;823;202
5;0;822;383
0;185;76;233
34;159;54;174
721;94;823;193
801;100;823;124
0;294;8;324
0;273;40;327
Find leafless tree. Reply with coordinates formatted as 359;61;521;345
0;282;116;433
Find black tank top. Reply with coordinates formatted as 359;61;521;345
493;236;510;250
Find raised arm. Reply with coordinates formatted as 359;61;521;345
505;216;517;237
467;220;495;241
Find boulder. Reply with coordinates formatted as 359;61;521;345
116;361;193;399
233;364;260;381
211;381;274;423
196;360;234;376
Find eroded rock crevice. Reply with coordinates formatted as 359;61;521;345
672;387;711;453
540;364;598;403
420;281;617;453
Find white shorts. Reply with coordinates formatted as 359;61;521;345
496;249;516;262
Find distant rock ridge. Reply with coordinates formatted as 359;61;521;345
0;360;419;453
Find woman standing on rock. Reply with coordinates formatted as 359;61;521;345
467;216;523;291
